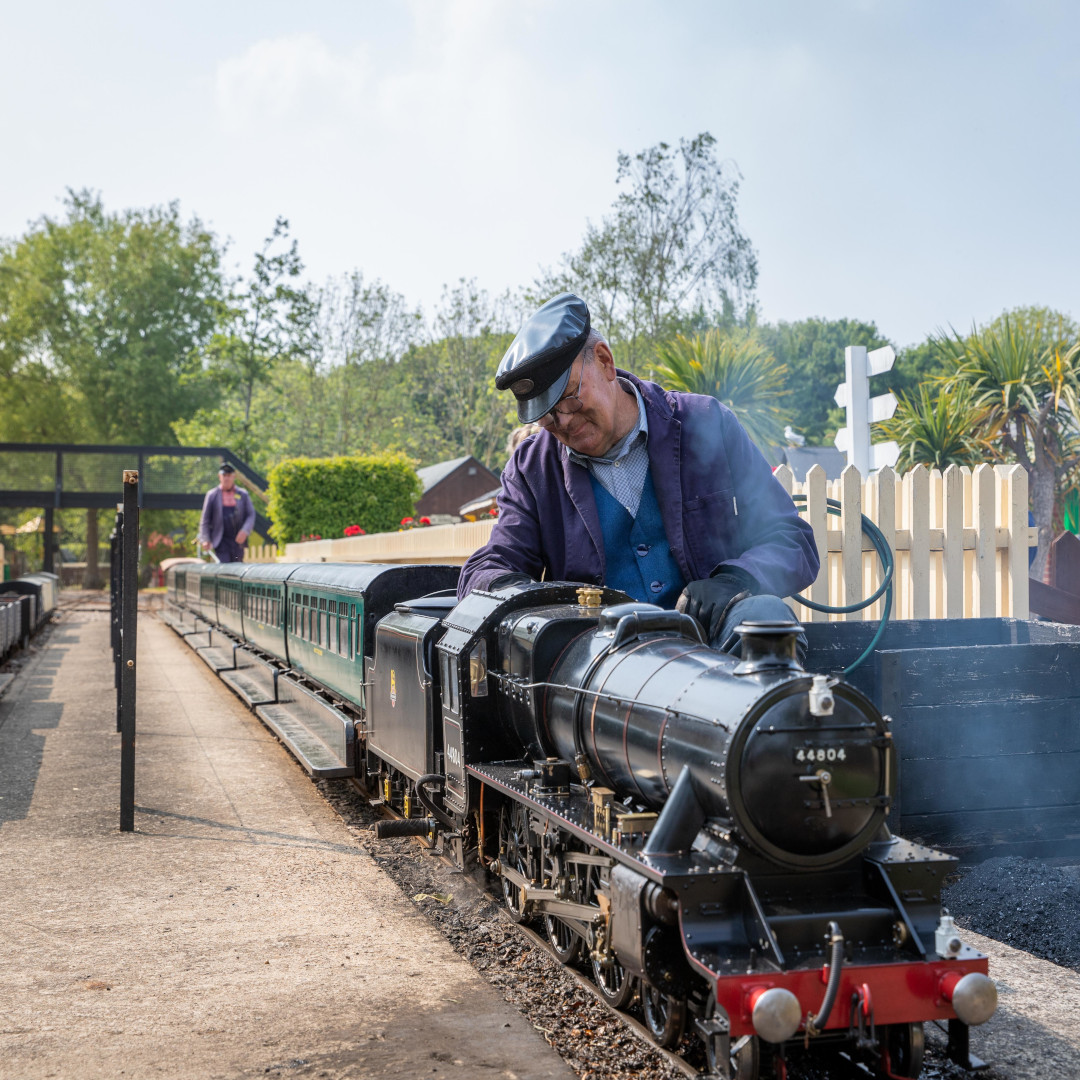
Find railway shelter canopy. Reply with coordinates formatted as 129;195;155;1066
0;443;270;572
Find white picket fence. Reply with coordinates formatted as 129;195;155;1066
249;461;1036;621
777;463;1033;622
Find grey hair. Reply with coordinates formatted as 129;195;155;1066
582;327;608;362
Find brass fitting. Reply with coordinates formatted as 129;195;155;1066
577;586;603;609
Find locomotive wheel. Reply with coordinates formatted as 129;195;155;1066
880;1022;925;1078
641;982;686;1049
498;803;531;923
590;951;636;1010
545;913;581;964
542;845;582;964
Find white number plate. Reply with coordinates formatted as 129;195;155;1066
795;746;847;764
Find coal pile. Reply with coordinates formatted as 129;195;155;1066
944;856;1080;972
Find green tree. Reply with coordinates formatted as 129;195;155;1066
755;318;893;445
401;280;518;469
315;272;427;456
937;308;1080;576
0;190;224;583
876;382;990;471
201;218;317;462
536;133;758;371
651;330;789;460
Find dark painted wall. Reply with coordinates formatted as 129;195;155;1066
804;618;1080;860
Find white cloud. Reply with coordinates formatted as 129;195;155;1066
215;33;371;134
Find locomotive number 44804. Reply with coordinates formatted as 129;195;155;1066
795;746;847;763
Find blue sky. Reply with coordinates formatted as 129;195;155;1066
2;0;1077;347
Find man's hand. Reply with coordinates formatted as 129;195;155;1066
676;571;754;643
489;572;534;591
200;540;211;551
236;530;249;545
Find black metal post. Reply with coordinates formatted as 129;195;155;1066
112;513;122;730
43;505;55;575
119;471;139;833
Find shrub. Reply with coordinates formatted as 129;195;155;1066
267;453;422;545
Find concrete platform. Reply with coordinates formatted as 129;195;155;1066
0;609;574;1080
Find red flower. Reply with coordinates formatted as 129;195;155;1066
488;507;499;517
419;516;431;526
343;524;366;537
401;517;414;526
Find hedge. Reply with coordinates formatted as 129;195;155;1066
266;453;423;545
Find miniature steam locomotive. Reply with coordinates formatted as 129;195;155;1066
165;561;997;1080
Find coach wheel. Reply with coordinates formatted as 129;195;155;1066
642;982;686;1049
880;1022;925;1078
498;803;531;923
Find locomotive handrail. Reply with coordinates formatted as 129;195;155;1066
606;608;706;651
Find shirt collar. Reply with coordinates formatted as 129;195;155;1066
565;379;648;467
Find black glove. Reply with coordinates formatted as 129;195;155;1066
676;569;756;644
489;572;535;592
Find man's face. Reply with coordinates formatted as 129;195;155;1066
537;346;622;457
219;471;236;491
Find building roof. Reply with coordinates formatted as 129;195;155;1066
416;455;472;492
781;446;848;482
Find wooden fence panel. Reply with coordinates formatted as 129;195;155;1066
842;466;863;620
942;465;964;619
972;464;996;617
807;464;829;622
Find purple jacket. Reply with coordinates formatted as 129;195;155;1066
458;373;819;600
199;486;256;550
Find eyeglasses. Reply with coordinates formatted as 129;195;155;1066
538;363;585;426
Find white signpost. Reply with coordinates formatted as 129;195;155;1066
833;345;900;473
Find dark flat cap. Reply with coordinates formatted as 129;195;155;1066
496;293;590;423
218;463;236;474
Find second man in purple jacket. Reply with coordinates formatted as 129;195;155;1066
457;293;819;658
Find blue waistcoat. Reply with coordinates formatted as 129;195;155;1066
590;472;686;609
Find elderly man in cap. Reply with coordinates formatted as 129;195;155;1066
199;463;256;564
458;293;819;657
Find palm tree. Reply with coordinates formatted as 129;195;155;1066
651;330;789;459
936;309;1080;577
877;382;990;472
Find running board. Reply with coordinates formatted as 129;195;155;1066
255;673;355;778
181;621;216;650
162;605;200;635
197;640;237;673
220;646;279;708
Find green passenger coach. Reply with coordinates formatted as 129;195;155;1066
282;564;459;710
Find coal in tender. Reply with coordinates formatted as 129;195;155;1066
943;856;1080;972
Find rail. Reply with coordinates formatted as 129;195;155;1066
251;462;1036;621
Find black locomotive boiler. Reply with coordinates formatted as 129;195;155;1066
165;566;998;1080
